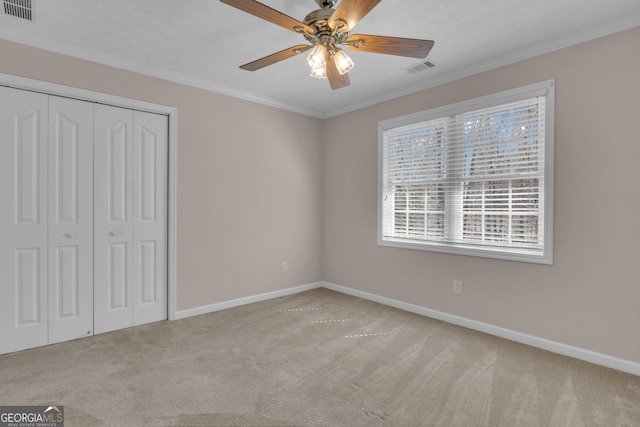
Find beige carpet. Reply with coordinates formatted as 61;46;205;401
1;288;639;426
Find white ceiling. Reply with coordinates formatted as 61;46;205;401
1;0;639;118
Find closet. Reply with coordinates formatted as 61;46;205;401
0;85;168;354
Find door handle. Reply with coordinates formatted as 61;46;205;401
109;231;118;236
65;232;76;238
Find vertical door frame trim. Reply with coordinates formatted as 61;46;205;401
0;72;178;321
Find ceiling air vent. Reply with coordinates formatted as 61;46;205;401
3;0;32;20
404;60;437;74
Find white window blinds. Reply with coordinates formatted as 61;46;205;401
379;81;554;263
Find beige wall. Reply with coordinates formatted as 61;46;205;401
322;26;640;363
0;38;324;311
2;26;639;364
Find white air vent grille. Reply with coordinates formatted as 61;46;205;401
3;0;32;20
404;60;437;74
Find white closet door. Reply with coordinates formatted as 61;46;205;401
0;87;49;354
94;107;167;333
132;111;168;326
2;88;168;351
47;96;94;344
94;104;134;334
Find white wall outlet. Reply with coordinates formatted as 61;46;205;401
281;261;288;273
453;280;463;295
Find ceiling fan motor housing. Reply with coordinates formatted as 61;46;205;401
314;0;335;8
302;7;344;44
303;8;334;26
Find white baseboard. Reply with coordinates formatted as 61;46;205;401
174;282;323;319
322;281;640;377
173;280;640;376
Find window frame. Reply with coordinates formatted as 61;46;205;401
377;80;555;264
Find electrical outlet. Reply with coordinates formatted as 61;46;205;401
281;261;288;273
453;280;463;295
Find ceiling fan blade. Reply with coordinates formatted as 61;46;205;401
220;0;314;34
240;45;311;71
329;0;381;32
344;34;434;58
326;59;350;90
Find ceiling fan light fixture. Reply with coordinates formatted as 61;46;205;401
332;49;354;75
306;43;327;69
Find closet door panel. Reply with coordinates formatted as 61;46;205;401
0;87;49;354
133;111;168;326
47;96;94;344
2;85;170;353
94;104;134;334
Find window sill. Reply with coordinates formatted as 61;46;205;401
378;237;553;265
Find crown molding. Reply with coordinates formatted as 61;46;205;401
1;17;638;120
324;19;640;118
0;28;327;118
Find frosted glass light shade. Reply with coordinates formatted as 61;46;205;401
309;62;327;78
333;49;354;75
306;44;327;69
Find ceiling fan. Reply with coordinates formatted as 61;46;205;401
219;0;434;90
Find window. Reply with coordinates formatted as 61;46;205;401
378;81;554;264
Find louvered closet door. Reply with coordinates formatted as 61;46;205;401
0;87;49;354
47;96;94;344
94;105;167;334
